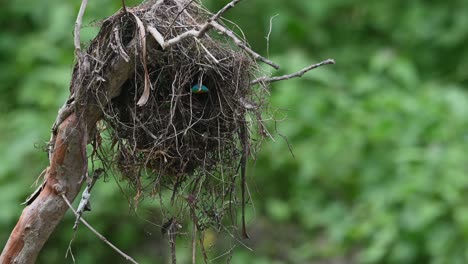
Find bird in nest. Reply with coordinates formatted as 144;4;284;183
191;84;209;94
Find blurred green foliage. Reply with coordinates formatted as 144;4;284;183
2;0;468;263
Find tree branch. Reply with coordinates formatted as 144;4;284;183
251;59;335;85
0;33;140;264
148;0;243;50
62;195;139;264
210;21;280;69
73;168;104;230
146;0;282;70
74;0;89;53
197;0;242;37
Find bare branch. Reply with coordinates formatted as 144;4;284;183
198;0;242;37
211;21;280;69
121;0;127;14
73;168;104;230
251;59;335;85
147;26;167;48
212;0;242;22
74;0;89;53
147;0;281;70
165;29;199;48
62;195;139;264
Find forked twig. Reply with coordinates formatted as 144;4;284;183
61;194;139;264
149;0;243;49
211;21;280;69
147;0;281;69
251;59;336;85
198;0;242;36
149;21;280;70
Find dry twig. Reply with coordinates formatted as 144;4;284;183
121;0;127;14
251;59;336;85
74;0;89;53
73;168;104;230
197;0;242;36
62;194;139;264
210;21;280;69
147;0;281;69
148;0;243;49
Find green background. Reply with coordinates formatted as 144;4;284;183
2;0;468;263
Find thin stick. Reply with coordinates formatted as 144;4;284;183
191;221;197;264
210;245;235;262
198;0;242;37
149;23;281;68
195;38;219;63
214;0;242;21
239;122;249;239
251;59;335;85
266;14;279;57
74;0;89;53
73;168;104;230
61;195;139;264
150;0;243;49
147;26;167;48
121;0;127;14
211;21;280;69
147;0;280;70
165;29;199;48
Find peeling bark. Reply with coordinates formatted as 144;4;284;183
0;35;139;264
0;114;85;264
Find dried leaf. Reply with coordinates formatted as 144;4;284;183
130;12;152;106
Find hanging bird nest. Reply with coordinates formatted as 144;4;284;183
68;0;333;250
109;4;261;182
70;0;271;239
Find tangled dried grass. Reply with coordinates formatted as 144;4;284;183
71;0;269;241
66;1;333;259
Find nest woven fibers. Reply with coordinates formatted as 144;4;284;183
64;0;334;259
73;0;270;240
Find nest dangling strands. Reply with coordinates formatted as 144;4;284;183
72;0;266;239
68;0;334;254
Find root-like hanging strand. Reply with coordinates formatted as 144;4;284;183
239;121;249;239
